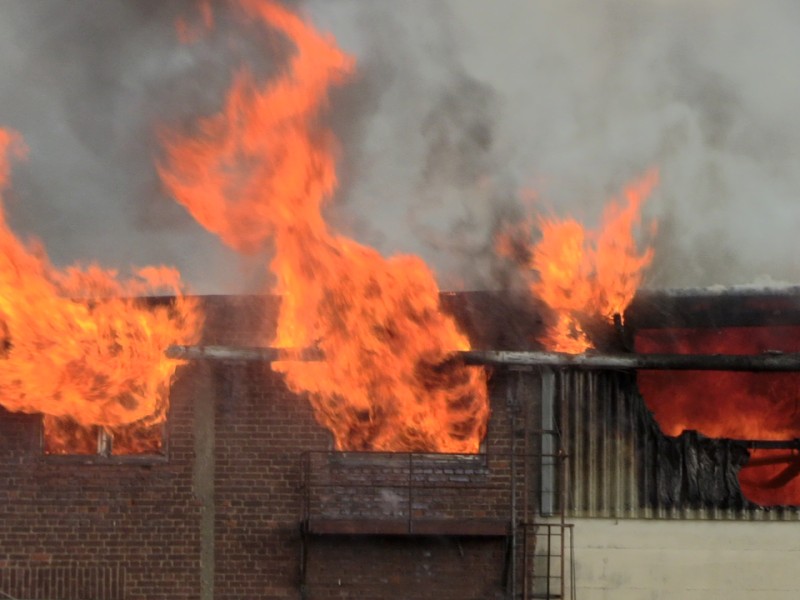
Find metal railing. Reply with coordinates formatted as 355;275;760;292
301;451;510;531
300;448;575;600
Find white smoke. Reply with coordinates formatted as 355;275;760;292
0;0;798;292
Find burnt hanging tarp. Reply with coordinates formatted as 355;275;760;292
644;427;752;510
629;375;754;511
629;375;752;511
562;370;757;517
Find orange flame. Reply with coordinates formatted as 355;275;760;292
500;171;657;352
637;326;800;441
0;129;202;454
637;325;800;505
160;1;488;453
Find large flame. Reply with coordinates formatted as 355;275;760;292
0;129;201;454
637;326;800;505
160;1;488;452
499;171;657;352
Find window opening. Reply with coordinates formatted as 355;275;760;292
42;415;166;457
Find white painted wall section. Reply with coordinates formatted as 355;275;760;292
560;519;800;600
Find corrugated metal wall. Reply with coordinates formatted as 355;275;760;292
555;370;800;521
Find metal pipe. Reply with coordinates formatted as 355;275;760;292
166;344;322;362
740;453;800;468
457;350;800;371
167;344;800;372
736;439;800;450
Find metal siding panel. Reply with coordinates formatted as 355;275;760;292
558;370;800;521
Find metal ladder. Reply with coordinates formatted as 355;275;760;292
520;367;576;599
524;522;575;599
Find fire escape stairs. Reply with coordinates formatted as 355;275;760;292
521;520;574;599
516;420;576;600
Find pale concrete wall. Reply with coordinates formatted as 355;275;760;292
560;519;800;600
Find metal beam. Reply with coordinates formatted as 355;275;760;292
166;344;800;372
734;439;800;450
457;350;800;371
166;344;322;362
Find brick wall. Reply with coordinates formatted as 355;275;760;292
210;344;518;599
306;537;508;600
0;295;528;600
0;373;201;600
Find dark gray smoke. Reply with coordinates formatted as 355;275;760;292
311;0;800;291
1;1;799;293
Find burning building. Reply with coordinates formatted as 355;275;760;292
4;287;800;599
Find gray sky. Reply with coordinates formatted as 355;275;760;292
1;0;799;293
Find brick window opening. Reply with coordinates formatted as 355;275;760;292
42;415;165;457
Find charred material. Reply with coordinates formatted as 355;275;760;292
643;428;753;510
625;287;800;329
562;371;762;515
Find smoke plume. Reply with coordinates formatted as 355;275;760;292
0;0;798;292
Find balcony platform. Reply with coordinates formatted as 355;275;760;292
303;517;510;537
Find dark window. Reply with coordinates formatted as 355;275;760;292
42;415;166;459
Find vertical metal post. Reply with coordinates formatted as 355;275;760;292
546;526;552;599
522;371;532;600
560;522;566;600
507;372;519;599
540;369;556;516
560;375;572;600
408;452;413;533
